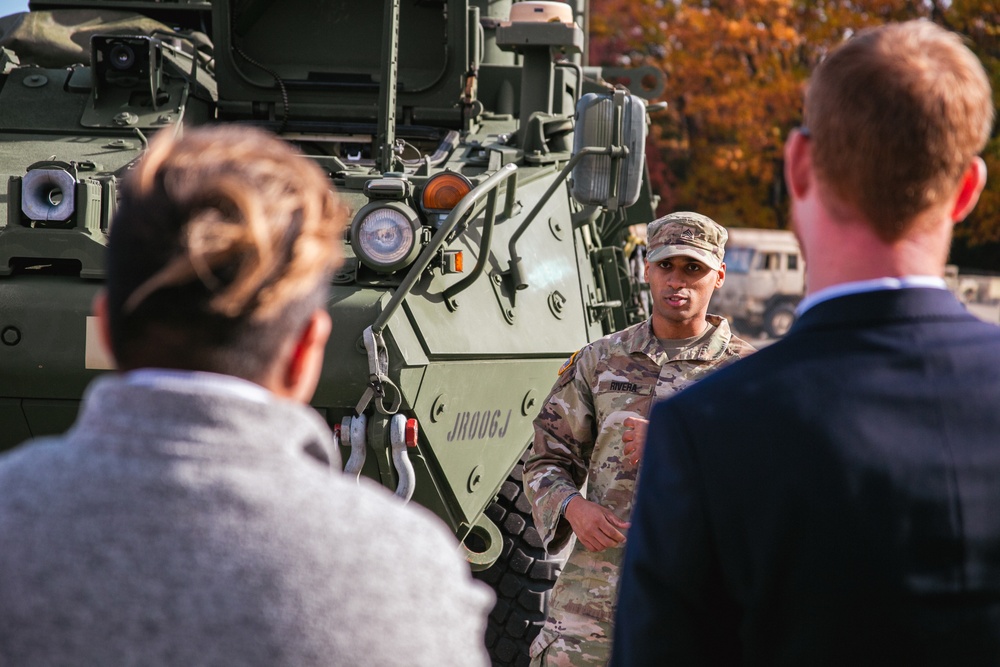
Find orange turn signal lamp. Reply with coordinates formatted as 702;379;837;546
441;249;463;274
421;172;472;212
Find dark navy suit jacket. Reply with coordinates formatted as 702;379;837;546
611;288;1000;666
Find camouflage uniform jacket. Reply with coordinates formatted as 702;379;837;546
523;315;753;624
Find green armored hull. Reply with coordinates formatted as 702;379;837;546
0;1;661;662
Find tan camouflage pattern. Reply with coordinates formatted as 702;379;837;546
645;211;728;271
529;613;612;666
522;315;753;665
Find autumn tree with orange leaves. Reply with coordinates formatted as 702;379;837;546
591;0;1000;268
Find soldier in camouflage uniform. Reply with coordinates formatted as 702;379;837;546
523;212;755;666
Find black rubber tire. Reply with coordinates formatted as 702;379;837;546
731;317;757;338
474;459;562;667
764;301;797;338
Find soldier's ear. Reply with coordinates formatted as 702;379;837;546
715;263;726;289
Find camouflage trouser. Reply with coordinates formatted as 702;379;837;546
528;612;612;667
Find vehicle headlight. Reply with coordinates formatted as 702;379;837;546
350;201;423;273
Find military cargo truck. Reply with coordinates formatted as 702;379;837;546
0;1;662;663
709;227;805;338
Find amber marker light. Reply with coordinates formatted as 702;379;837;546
440;249;463;274
421;172;472;212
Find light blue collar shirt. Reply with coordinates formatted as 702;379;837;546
796;276;948;316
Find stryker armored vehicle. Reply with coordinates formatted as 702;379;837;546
0;1;663;663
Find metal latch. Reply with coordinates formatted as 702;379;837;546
585;285;621;324
354;326;402;416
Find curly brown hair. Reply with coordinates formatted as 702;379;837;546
106;125;346;379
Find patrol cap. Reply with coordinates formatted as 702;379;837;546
646;211;727;271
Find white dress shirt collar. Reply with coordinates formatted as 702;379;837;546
797;276;948;316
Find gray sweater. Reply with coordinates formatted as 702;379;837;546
0;373;492;666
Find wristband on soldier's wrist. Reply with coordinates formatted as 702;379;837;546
560;492;580;517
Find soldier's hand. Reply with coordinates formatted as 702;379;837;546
622;416;649;466
564;496;630;552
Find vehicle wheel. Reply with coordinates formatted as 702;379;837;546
730;317;756;338
764;302;797;338
474;457;562;667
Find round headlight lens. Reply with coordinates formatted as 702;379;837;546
351;202;422;273
359;209;413;263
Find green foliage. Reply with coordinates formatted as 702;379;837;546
592;0;1000;266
